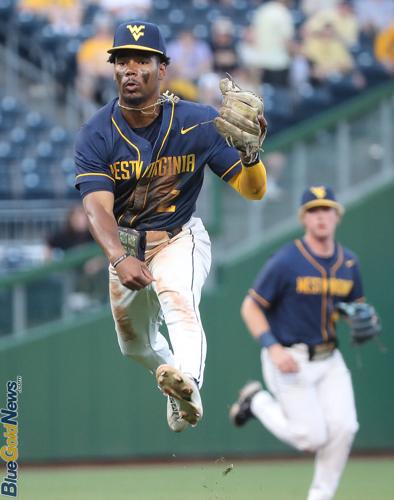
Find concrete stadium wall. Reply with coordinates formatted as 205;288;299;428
0;183;393;462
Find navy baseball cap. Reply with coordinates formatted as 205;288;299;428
107;21;167;57
299;186;344;216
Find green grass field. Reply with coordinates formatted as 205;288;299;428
17;458;393;500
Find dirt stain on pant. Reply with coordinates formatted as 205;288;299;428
110;279;137;342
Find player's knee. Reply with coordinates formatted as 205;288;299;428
118;339;144;360
333;419;359;443
294;426;328;452
159;290;197;325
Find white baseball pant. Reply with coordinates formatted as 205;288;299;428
251;346;359;500
109;217;211;388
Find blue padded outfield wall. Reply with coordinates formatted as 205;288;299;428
0;183;393;462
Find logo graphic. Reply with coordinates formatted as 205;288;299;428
127;24;145;41
345;259;355;268
1;376;22;498
310;186;326;199
180;124;199;135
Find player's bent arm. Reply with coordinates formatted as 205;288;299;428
241;296;298;373
83;191;154;290
227;160;267;200
241;295;271;340
82;191;125;262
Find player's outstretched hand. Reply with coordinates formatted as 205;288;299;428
268;344;299;373
115;255;154;290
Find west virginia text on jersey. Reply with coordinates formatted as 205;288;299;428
296;276;353;296
75;98;241;230
109;155;196;181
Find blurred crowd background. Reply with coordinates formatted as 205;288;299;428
0;0;393;325
2;0;393;119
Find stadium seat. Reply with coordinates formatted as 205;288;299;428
0;96;20;128
25;112;50;140
65;173;80;199
9;126;28;157
296;85;333;120
60;157;74;174
0;0;16;30
0;141;14;162
22;170;54;199
153;0;171;10
0;168;12;199
357;52;391;86
49;126;71;149
14;10;48;62
38;26;69;74
21;157;38;174
327;76;360;103
0;114;9;133
36;141;58;163
168;8;186;24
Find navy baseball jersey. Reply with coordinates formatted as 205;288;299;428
75;97;242;231
249;239;364;346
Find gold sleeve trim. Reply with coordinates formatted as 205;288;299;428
248;289;271;308
220;159;241;180
75;173;115;183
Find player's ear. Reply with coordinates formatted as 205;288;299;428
158;62;167;81
298;210;306;227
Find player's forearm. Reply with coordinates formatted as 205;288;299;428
83;194;125;262
241;296;271;340
227;160;267;200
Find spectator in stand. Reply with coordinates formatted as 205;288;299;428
210;17;239;76
302;0;359;48
214;0;237;8
374;22;394;74
237;26;264;86
19;0;82;34
197;72;222;108
301;0;340;17
230;66;261;95
166;30;213;83
45;204;92;259
76;14;115;106
164;30;213;100
289;44;311;97
98;0;152;22
250;0;296;87
354;0;394;39
302;23;365;89
45;204;106;309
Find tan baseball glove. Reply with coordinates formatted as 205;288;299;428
214;76;267;165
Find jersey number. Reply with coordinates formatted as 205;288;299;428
156;189;180;213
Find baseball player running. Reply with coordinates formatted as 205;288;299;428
74;21;267;432
230;187;369;499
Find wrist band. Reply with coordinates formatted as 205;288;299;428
111;253;129;268
258;330;278;349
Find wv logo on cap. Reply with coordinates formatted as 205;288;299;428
127;24;145;41
310;186;326;199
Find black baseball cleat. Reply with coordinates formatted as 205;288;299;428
229;381;262;427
